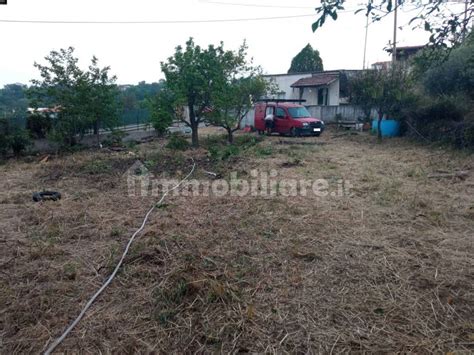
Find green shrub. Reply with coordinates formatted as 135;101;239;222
406;96;473;148
83;160;112;174
252;145;273;157
233;134;262;147
166;133;190;150
209;144;241;161
102;130;127;147
152;116;173;136
26;113;52;139
0;119;11;157
0;118;32;157
205;134;263;161
10;129;32;156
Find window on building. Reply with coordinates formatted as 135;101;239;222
317;88;328;106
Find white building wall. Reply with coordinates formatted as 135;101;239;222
265;73;312;100
265;73;340;106
328;80;339;106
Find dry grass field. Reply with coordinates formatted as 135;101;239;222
1;129;473;353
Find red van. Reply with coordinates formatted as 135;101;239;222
254;99;325;136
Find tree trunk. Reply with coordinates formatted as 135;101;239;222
93;120;99;135
227;129;234;144
377;111;383;141
191;123;199;148
94;119;101;147
188;103;199;148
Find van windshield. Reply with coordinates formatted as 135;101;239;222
288;107;311;118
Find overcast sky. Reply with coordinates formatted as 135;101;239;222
0;0;463;87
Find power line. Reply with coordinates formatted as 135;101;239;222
0;13;316;24
200;0;316;9
200;0;358;12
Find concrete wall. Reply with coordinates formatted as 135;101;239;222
307;105;376;123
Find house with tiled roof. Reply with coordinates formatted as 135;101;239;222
264;70;362;107
258;70;366;123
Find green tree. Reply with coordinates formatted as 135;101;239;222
408;34;474;148
0;84;29;126
206;75;268;144
119;81;163;126
312;1;472;48
30;47;88;145
86;56;119;140
422;34;474;99
30;47;119;146
350;66;411;140
0;117;31;158
288;44;324;74
159;38;246;147
149;85;181;136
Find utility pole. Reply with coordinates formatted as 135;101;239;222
363;14;369;69
462;0;468;42
392;1;398;64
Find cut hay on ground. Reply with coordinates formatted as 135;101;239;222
0;130;473;353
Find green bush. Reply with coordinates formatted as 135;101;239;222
102;130;127;147
407;96;473;148
209;144;241;161
0;118;32;157
26;113;52;139
0;119;11;157
166;133;190;150
233;134;262;147
205;134;263;161
10;129;32;156
152;116;173;136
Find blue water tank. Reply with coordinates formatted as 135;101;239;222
371;119;401;137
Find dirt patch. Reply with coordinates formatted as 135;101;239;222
0;129;473;353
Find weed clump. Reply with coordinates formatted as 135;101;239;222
166;133;190;151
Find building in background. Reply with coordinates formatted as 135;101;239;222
240;70;367;126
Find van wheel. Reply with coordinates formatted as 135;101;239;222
290;128;298;137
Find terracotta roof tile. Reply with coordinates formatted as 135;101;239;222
291;74;338;88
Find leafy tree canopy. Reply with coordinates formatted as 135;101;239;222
29;47;119;145
313;0;473;48
422;33;474;99
149;83;181;136
350;66;412;139
288;44;324;74
157;38;250;147
0;84;29;119
206;72;269;143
